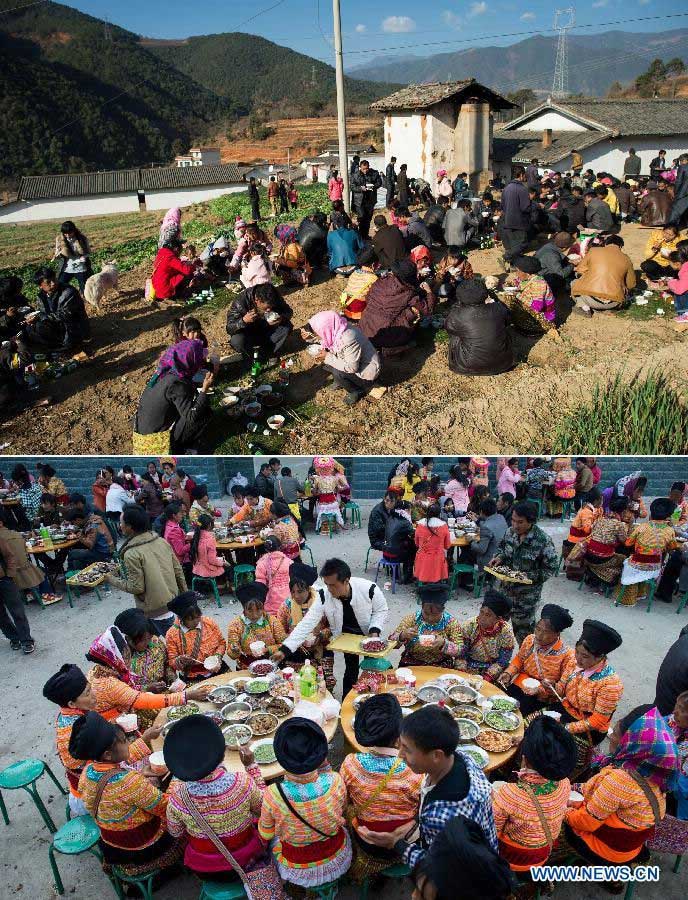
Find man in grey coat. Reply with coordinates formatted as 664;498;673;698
442;200;477;249
584;189;614;231
535;232;575;293
467;498;508;570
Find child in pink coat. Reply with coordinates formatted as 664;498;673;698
255;536;293;615
444;465;470;515
328;173;344;202
497;457;522;497
667;246;688;324
190;515;228;581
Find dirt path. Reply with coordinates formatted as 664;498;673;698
2;223;687;454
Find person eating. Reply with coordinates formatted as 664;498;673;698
456;590;515;683
226;582;287;670
390;583;462;668
165;592;227;681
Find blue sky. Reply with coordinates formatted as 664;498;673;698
63;0;688;62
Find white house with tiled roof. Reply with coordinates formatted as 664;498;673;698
493;98;688;179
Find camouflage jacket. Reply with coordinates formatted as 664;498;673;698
496;524;558;593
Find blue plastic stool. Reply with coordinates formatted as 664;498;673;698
342;502;362;528
191;575;223;609
49;814;103;895
232;564;255;592
374;558;402;594
0;758;66;833
110;866;160;900
359;862;411;899
198;880;246;899
320;513;339;538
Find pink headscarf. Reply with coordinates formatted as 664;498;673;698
309;311;348;352
162;207;181;230
87;626;142;689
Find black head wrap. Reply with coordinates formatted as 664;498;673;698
273;717;328;775
513;254;542;274
68;711;117;761
391;259;418;287
113;608;151;639
481;589;512;619
539;604;574;633
456;280;489;306
236;582;268;607
42;664;88;706
580;619;622;656
419;814;515;900
418;582;449;608
167;591;203;617
271;498;292;519
164;715;226;781
289;563;318;587
354;694;403;748
522;716;577;781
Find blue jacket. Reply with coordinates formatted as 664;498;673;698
327;228;363;271
500;179;532;230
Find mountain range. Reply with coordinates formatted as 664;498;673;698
347;28;688;98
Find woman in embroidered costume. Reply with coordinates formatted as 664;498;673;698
456;590;515;683
498;604;576;716
493;716;577;875
85;626;211;723
71;711;184;877
390;583;462;668
545;457;576;518
165;714;286;898
259;717;352;888
165;592;227;681
340;694;422;882
226;582;287;670
667;691;688;819
582;497;632;589
311;456;348;532
563;705;678;867
616;497;678;607
113;609;175;729
562;488;604;580
270;498;303;561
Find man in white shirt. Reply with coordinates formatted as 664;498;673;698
273;557;389;697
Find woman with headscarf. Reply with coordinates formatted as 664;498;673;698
71;711;183;877
255;535;293;616
226;582;287;670
498;604;576;716
305;311;381;407
493;717;577;874
113;608;175;727
564;705;679;867
340;694;422;882
582;497;633;589
274;224;312;286
259;718;352;888
548;619;624;777
133;337;213;455
506;254;557;335
457;590;515;683
614;472;648;520
165;591;226;680
85;625;210;721
158;207;182;249
390;583;463;667
165;715;285;897
270;499;302;561
359;260;435;354
445;280;515;376
310;455;349;532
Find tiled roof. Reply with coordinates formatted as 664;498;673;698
18;164;243;201
370;79;515;112
502;99;688;137
493;130;612;166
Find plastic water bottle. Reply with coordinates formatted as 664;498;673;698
316;666;327;701
39;523;53;549
299;659;316;699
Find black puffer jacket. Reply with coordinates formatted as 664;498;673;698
350;168;382;215
225;287;293;337
297;216;329;266
368;501;392;550
445;296;514;376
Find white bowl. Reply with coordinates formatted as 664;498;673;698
307;344;323;357
255;384;273;396
148;751;168;775
522;677;540;693
569;790;584;808
116;713;138;733
267;415;285;431
220;395;239;408
204;655;221;671
543;710;562;722
250;640;266;656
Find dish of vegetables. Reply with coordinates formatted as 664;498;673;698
223;724;253;748
252;740;277;765
246;678;271;694
490;697;519;712
167;703;199;721
484;710;520;732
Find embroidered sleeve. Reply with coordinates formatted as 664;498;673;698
226;617;244;659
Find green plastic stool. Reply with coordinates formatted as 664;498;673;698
191;575;223;609
65;571;104;608
310;880;340;900
364;547;374;571
301;544;315;567
0;758;66;833
199;881;246;900
560;500;574;522
359;862;411;899
556;550;565;575
110;866;160;900
360;657;393;672
530;498;543;519
49;814;103;895
24;586;50;610
321;513;338;538
677;591;688;614
449;564;481;598
343;502;362;528
614;580;657;609
232;564;255;592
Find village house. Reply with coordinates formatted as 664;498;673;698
492;98;688;179
300;144;383;183
370;79;515;192
174;147;222;167
0;164;245;224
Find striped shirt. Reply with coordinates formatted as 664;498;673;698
567;505;603;543
554;658;624;736
167;765;265;841
493;775;570;854
457;617;515;682
88;666;185;720
339;752;422;827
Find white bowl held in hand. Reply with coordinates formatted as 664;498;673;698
307;344;323;357
204;655;221;671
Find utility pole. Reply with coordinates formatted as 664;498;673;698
287;147;291;182
332;0;350;213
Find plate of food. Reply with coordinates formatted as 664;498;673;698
417;683;449;704
353;693;373;711
436;674;465;686
359;637;388;653
475;729;515;754
490;696;519;713
167;703;199;721
265;697;293;718
460;744;490;769
246;677;271;695
451;705;484;725
457;673;484;691
221;702;252;723
390;687;418;708
483;710;521;732
247;712;279;736
222;724;253;748
447;684;479;705
269;680;292;698
483;566;533;584
454;718;481;743
229;678;250;693
252;739;277;765
208;686;237;707
248;660;277;677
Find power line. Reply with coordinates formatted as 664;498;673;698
0;0;48;14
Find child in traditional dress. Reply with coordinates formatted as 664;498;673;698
165;592;227;681
226;582;286;670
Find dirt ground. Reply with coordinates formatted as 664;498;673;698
2;222;688;455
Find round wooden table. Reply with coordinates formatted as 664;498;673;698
151;669;338;782
26;538;79;554
450;531;479;548
340;665;523;775
215;536;265;552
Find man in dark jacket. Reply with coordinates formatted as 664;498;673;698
584;190;614;231
525;159;540;189
655;624;688;716
350;160;382;239
499;167;532;262
407;212;434;248
133;361;213;453
424;198;449;242
385;157;397;208
34;267;90;351
556;185;586;232
371;215;407;268
649;150;667;182
255;463;275;500
225;282;293;362
669;154;688;228
640;181;672;227
468;498;508;570
368;491;397;550
535;232;575;294
248;177;260;221
623;148;641;178
445;281;514;376
297;212;329;267
614;182;636;220
383;508;415;582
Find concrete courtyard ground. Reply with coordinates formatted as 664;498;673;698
0;500;686;899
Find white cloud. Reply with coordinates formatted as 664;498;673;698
442;10;462;27
520;11;535;20
355;23;366;33
468;1;488;16
591;0;608;7
381;16;416;33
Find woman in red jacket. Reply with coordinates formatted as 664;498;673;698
151;238;196;301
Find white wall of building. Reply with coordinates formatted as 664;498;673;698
384;112;427;181
516;111;589;132
144;184;246;211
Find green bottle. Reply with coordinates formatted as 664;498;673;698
250;350;262;380
299;659;316;699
